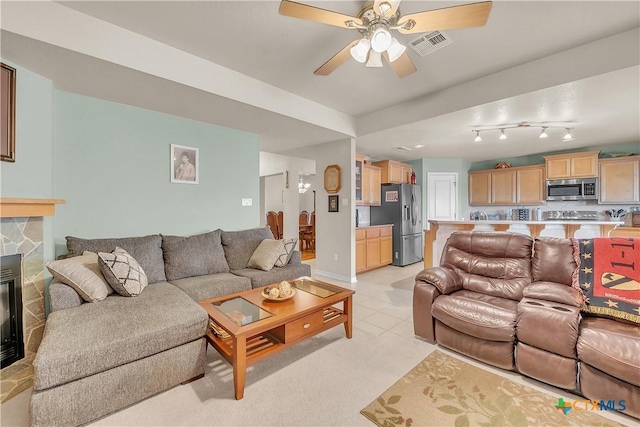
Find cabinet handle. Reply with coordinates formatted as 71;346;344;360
303;323;310;329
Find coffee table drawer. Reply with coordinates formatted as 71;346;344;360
285;311;324;342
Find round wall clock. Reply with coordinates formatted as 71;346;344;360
324;164;341;194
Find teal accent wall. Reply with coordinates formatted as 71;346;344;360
53;91;260;253
470;142;640;170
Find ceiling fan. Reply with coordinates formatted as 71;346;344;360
279;0;493;78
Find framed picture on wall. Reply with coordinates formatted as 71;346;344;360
328;195;339;213
171;144;199;184
1;63;16;163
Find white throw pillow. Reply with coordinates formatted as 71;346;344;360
98;247;148;297
247;239;285;271
274;238;298;267
46;252;113;302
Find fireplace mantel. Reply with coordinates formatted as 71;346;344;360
0;198;65;218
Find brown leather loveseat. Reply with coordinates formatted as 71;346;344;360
413;231;639;419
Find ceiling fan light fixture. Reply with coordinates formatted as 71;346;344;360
371;28;392;53
350;38;371;63
386;38;406;62
366;50;383;67
539;127;549;139
499;129;507;140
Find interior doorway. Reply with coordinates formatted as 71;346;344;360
427;172;458;222
299;181;316;261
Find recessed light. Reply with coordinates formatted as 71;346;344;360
414;144;425;148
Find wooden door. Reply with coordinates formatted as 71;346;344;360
491;170;517;204
468;171;491;205
571;154;598;177
355;239;366;272
517;166;545;204
365;238;380;268
546;156;571;179
599;157;640;203
370;166;381;205
380;236;392;265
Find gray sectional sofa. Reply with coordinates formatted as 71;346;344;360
30;227;310;427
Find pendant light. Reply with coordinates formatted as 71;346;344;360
539;127;549;139
499;129;507;140
563;128;574;141
474;131;482;142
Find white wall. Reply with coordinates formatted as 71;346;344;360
283;139;356;282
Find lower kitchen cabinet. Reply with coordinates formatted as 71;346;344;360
356;225;393;273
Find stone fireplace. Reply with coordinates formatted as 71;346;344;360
0;198;64;403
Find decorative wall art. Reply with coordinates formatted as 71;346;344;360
328;195;339;213
1;63;16;162
171;144;199;184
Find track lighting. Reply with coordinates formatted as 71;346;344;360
539;127;548;139
563;128;574;141
471;122;576;143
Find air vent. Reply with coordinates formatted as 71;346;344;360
408;31;453;57
394;146;412;151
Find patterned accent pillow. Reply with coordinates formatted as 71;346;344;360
46;252;114;302
98;247;148;297
247;239;285;271
274;238;298;268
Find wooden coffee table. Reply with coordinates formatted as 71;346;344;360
198;276;354;399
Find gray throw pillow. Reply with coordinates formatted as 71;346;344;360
98;247;148;297
221;227;274;270
66;234;166;284
274;238;298;268
247;239;285;271
161;230;229;281
46;252;114;302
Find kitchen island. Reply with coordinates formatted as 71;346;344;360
424;219;624;269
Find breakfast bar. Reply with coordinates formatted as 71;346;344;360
424;219;624;268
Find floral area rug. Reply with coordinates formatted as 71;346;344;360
361;351;623;427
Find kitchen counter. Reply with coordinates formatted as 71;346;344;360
356;224;394;229
424;219;624;269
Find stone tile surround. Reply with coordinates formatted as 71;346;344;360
0;217;45;403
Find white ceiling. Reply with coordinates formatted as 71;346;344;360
1;1;639;162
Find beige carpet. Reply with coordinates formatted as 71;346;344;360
361;351;624;427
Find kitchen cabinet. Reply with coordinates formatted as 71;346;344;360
491;169;517;204
468;171;492;205
355;153;365;204
599;156;640;204
373;160;413;184
469;165;545;206
516;165;545;204
356;225;393;273
544;151;599;179
361;164;381;206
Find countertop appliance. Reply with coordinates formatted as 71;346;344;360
546;178;598;201
543;210;599;221
370;184;423;266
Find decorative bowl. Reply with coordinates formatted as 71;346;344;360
261;288;296;302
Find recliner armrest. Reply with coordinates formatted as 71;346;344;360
415;267;462;295
523;282;584;307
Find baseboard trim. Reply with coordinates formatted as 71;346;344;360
314;269;356;284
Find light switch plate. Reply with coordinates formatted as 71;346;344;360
342;198;348;206
241;198;252;207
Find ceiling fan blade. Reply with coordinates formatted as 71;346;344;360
398;1;493;34
315;40;360;76
373;0;401;17
383;51;417;78
279;0;362;29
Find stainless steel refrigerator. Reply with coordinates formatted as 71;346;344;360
371;184;423;266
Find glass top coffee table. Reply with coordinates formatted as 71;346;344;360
198;276;354;399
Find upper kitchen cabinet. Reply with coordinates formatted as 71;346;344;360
544;151;599;179
373;160;412;184
468;165;545;206
357;153;381;206
599;156;640;204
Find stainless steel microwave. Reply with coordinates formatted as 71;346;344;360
546;178;598;201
